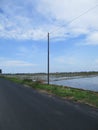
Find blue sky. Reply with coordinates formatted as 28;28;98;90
0;0;98;73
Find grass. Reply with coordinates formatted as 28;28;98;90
3;76;98;108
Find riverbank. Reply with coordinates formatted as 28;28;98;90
3;76;98;108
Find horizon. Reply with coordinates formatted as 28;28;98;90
2;71;98;75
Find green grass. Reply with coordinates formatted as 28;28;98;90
3;76;98;108
6;77;24;84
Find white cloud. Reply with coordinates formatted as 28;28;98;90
0;0;98;42
5;60;34;67
38;0;98;27
16;45;39;59
0;56;48;73
50;55;81;72
78;31;98;46
86;32;98;45
37;0;98;42
95;59;98;63
54;56;77;65
0;58;36;67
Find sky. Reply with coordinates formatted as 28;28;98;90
0;0;98;73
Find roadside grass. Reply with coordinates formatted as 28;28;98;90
6;77;24;84
3;76;98;108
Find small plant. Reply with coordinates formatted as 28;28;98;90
23;78;32;82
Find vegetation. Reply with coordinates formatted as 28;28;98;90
3;76;98;108
50;71;98;77
3;71;98;77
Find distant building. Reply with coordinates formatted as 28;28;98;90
0;69;2;74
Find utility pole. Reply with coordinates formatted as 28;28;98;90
47;32;50;85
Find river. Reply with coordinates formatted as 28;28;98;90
50;76;98;92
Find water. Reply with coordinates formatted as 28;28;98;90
50;76;98;92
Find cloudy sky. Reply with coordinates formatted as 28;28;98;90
0;0;98;73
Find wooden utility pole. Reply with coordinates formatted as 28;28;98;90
47;32;50;85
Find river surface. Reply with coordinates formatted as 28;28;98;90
50;76;98;92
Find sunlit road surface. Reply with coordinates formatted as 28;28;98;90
0;78;98;130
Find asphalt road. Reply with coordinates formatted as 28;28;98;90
0;78;98;130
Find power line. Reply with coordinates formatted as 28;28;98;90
37;4;98;40
49;4;98;35
40;4;98;43
46;4;98;84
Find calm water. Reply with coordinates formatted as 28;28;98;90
50;76;98;92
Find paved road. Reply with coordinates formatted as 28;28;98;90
0;78;98;130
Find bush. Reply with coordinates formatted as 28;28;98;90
23;78;32;82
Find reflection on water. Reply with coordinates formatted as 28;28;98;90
50;76;98;92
